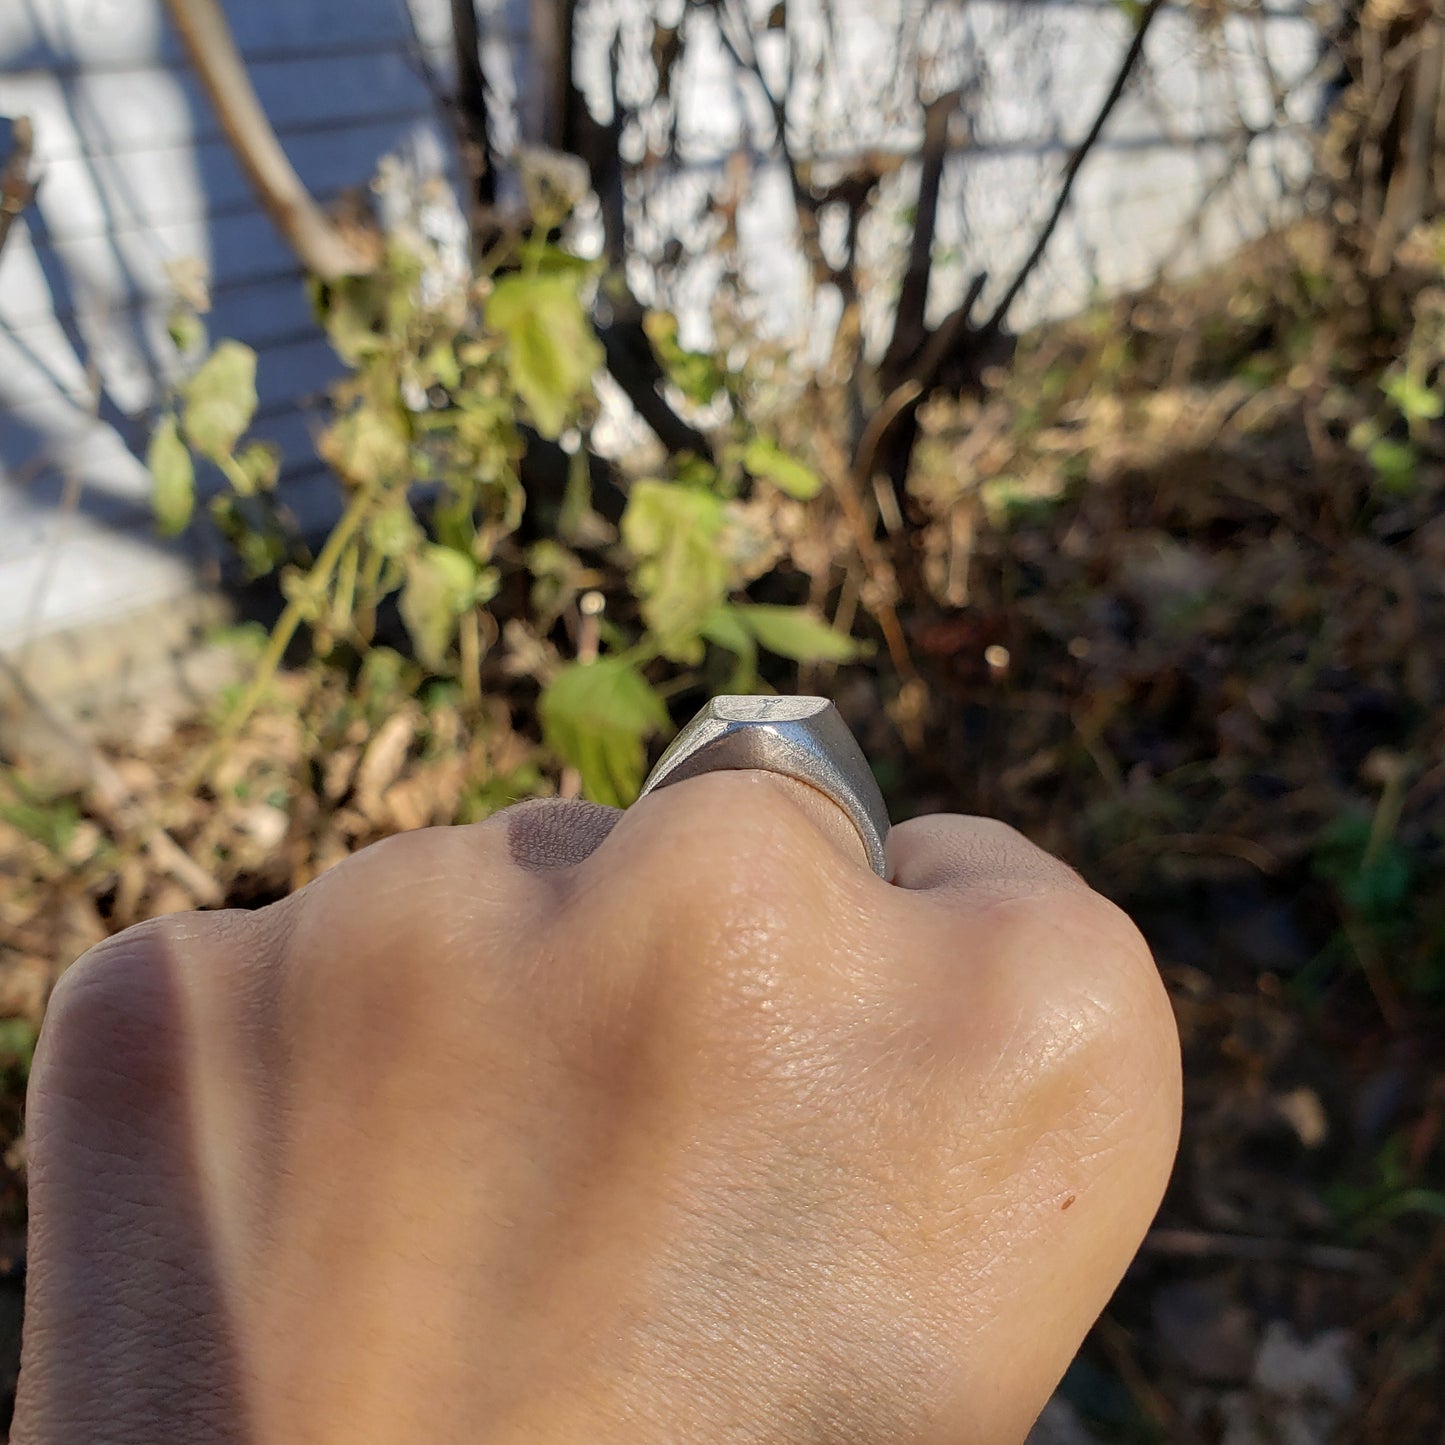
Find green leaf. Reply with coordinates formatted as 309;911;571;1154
147;413;195;536
399;544;497;671
539;658;669;807
1347;417;1380;452
621;480;729;662
700;605;754;657
367;500;423;559
0;1018;37;1081
167;306;207;357
1313;813;1415;924
0;796;79;854
231;440;280;495
320;406;412;487
485;273;603;439
316;274;387;365
421;339;461;392
208;494;288;580
742;436;822;500
643;310;726;406
1367;438;1417;494
1383;373;1443;422
180;340;257;462
1369;1188;1445;1223
701;606;759;692
733;604;862;662
529;538;587;626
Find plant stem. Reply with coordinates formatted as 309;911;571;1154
332;535;358;634
1363;766;1408;873
217;452;252;494
356;541;388;644
183;485;375;793
459;608;482;709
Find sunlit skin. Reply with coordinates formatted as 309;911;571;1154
13;772;1180;1444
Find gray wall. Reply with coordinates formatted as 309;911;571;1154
591;0;1323;353
0;0;498;645
0;0;1323;651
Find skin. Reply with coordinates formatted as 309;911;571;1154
12;772;1181;1444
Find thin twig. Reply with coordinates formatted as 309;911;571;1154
811;395;919;687
983;0;1168;334
712;0;834;286
182;483;375;793
559;591;603;801
880;87;963;384
163;0;375;278
449;0;498;229
848;271;986;489
1095;1315;1185;1442
459;610;483;710
1144;1227;1383;1275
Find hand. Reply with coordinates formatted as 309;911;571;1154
13;773;1180;1444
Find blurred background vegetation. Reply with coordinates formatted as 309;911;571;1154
4;0;1445;1439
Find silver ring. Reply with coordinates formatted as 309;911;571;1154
638;696;890;876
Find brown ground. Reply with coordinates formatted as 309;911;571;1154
2;224;1443;1441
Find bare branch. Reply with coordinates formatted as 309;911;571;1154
710;0;834;286
0;116;37;264
1369;15;1445;274
527;0;568;150
162;0;377;279
598;315;713;460
880;88;962;387
566;19;712;461
852;270;987;489
451;0;498;233
905;270;989;395
983;0;1168;334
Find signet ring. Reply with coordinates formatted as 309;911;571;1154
637;696;890;877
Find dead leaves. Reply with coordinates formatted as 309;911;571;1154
907;225;1445;1440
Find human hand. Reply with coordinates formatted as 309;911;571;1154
13;772;1179;1444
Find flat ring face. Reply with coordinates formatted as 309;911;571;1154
637;695;891;877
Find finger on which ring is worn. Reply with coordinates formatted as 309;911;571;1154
638;696;890;879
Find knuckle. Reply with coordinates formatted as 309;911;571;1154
1010;890;1182;1182
299;821;519;926
556;772;864;1019
498;797;622;870
978;888;1178;1095
34;916;216;1108
614;771;840;908
274;824;535;1037
46;919;183;1041
42;911;262;1058
1055;890;1171;1030
891;813;1086;897
1053;907;1177;1131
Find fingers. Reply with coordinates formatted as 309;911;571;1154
884;814;1178;1152
881;813;1182;1405
22;781;1180;1445
883;813;1179;1152
887;812;1086;900
501;793;1080;903
18;916;259;1445
577;769;885;931
629;771;872;869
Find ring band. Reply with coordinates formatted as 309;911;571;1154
637;696;891;877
